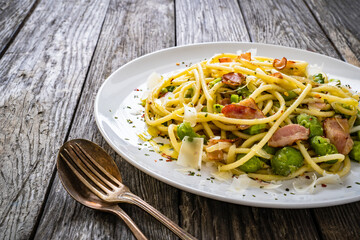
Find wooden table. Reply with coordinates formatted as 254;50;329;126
1;0;359;239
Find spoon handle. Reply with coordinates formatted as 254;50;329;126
121;192;197;240
110;205;148;240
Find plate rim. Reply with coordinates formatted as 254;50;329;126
94;41;360;208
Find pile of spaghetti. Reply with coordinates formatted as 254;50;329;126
143;51;360;182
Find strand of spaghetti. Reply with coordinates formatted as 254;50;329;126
255;94;276;103
145;105;184;125
220;130;227;139
308;92;358;106
168;124;181;152
262;100;273;115
293;108;335;117
178;81;195;105
331;102;357;115
247;165;311;181
233;148;272;159
230;130;251;139
329;160;342;172
202;122;214;138
197;63;213;103
336;156;351;177
198;81;224;105
219;84;312;171
191;69;201;105
250;84;287;99
226;144;237;164
312;85;350;98
241;132;267;148
296;141;328;175
312;154;345;163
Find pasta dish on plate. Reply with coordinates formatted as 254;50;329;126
142;50;360;184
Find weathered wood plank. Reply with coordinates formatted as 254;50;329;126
0;0;38;55
0;0;109;239
33;0;177;239
239;0;341;59
176;0;249;44
304;0;360;67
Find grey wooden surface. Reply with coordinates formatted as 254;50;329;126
0;0;359;239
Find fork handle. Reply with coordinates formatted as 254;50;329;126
121;192;197;240
109;205;148;240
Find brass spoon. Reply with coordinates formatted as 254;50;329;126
57;139;147;240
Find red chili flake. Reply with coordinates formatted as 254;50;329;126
166;159;173;162
176;63;180;66
321;184;327;188
141;114;145;118
305;176;310;179
154;160;157;162
134;88;140;91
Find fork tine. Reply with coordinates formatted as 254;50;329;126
60;152;106;199
63;148;110;194
74;143;122;186
70;144;118;190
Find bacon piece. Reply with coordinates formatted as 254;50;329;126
218;98;231;106
219;57;235;63
221;98;265;130
273;57;287;70
221;72;246;86
308;102;327;110
270;72;283;79
323;118;353;155
268;124;309;147
239;52;251;61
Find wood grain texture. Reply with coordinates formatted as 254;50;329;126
238;0;341;59
0;0;38;55
312;203;360;239
304;0;360;67
33;0;178;239
0;0;109;239
176;0;250;44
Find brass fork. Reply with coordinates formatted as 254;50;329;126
61;142;196;240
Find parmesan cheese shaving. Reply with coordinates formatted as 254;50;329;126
229;175;282;192
177;136;204;169
293;172;342;194
184;105;197;127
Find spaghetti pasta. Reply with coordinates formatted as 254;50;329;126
142;51;360;182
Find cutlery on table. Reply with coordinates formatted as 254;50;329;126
57;140;147;240
58;139;197;240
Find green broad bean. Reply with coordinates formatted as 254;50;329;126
281;90;298;101
230;94;240;103
213;104;224;113
237;154;265;173
313;73;325;84
271;147;304;176
243;124;267;135
297;113;323;137
349;141;360;162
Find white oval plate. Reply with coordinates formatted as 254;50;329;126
95;42;360;208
